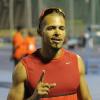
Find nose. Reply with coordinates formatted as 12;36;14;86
54;33;59;37
54;29;60;37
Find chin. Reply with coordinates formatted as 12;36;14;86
51;45;62;50
49;42;63;50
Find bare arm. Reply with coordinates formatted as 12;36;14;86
77;55;92;100
7;62;27;100
7;63;56;100
7;63;44;100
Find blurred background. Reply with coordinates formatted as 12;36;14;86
0;0;100;100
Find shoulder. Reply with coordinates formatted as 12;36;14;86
64;48;76;54
77;55;85;75
13;62;27;84
21;54;35;64
64;49;85;74
64;49;78;58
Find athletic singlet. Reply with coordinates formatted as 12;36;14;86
22;48;80;100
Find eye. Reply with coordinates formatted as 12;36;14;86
59;26;65;30
46;26;56;30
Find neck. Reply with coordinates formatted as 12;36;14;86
40;46;63;62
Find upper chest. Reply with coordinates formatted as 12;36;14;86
23;52;80;96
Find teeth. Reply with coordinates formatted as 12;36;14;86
51;38;61;41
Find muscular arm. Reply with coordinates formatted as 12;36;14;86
7;62;27;100
7;62;55;100
77;55;92;100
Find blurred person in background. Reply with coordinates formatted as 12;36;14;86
78;33;86;48
85;27;94;49
24;31;36;55
12;26;25;65
7;8;92;100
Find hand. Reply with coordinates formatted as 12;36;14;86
36;70;56;97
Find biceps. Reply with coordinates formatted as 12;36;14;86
78;75;91;99
7;83;24;100
80;75;88;92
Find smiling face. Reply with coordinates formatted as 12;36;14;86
41;13;66;50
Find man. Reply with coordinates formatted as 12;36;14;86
7;8;92;100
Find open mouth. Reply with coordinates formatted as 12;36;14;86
51;38;62;43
